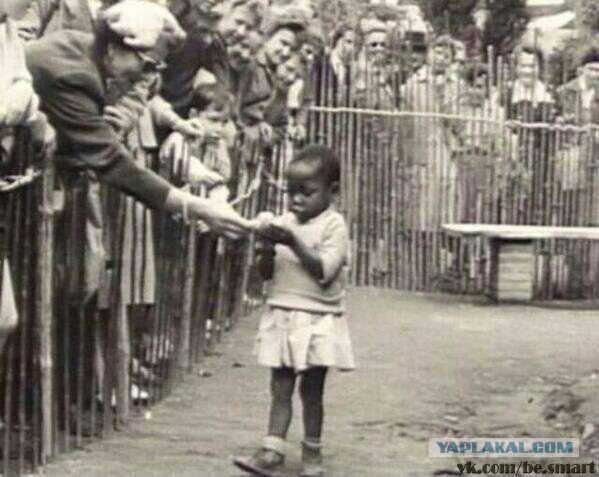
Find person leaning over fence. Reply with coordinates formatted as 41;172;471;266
234;144;355;477
24;0;251;236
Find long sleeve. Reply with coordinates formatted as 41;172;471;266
318;213;349;285
40;73;171;209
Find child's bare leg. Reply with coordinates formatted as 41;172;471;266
299;366;328;442
299;367;328;475
267;366;297;438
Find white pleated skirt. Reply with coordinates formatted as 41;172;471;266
254;306;355;373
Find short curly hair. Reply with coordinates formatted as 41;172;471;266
288;144;340;185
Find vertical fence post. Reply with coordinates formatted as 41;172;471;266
36;157;55;463
177;221;197;376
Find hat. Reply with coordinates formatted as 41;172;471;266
359;18;388;37
193;68;217;90
101;0;186;53
259;4;308;36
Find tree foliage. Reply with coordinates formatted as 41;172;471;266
419;0;477;37
482;0;529;58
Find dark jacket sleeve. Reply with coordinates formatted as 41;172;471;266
43;74;171;209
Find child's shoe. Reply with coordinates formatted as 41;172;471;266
233;436;286;476
300;440;324;477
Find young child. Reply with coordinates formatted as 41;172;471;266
161;76;235;204
235;144;355;477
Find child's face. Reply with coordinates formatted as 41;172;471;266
286;161;335;223
275;57;300;89
200;107;228;138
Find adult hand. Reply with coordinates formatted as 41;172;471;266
29;113;56;158
258;121;273;147
174;118;207;139
43;124;57;158
187;157;224;186
191;199;252;239
288;123;306;142
16;24;37;42
103;105;138;133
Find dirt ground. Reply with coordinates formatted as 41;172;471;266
39;288;599;476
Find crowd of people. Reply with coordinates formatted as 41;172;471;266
4;0;599;475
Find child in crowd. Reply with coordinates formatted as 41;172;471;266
235;144;355;477
162;69;235;204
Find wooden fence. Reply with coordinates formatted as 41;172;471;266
308;54;599;299
4;50;599;475
0;126;277;475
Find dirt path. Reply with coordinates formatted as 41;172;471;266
40;289;599;476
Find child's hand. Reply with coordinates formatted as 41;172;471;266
262;223;295;247
250;211;275;234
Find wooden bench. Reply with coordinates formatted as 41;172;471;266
442;224;599;302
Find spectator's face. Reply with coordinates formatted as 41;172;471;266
584;63;599;89
339;31;356;60
265;28;296;66
103;44;147;84
466;73;488;107
219;7;251;44
193;0;222;18
516;52;539;87
365;32;388;65
201;107;228;137
227;38;252;68
184;0;223;32
453;41;466;63
430;45;452;74
275;56;300;89
300;43;317;69
410;51;425;70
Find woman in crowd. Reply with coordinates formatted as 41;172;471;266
239;3;308;146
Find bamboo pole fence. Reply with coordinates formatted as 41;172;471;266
307;50;599;299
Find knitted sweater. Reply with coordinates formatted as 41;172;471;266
267;207;350;315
